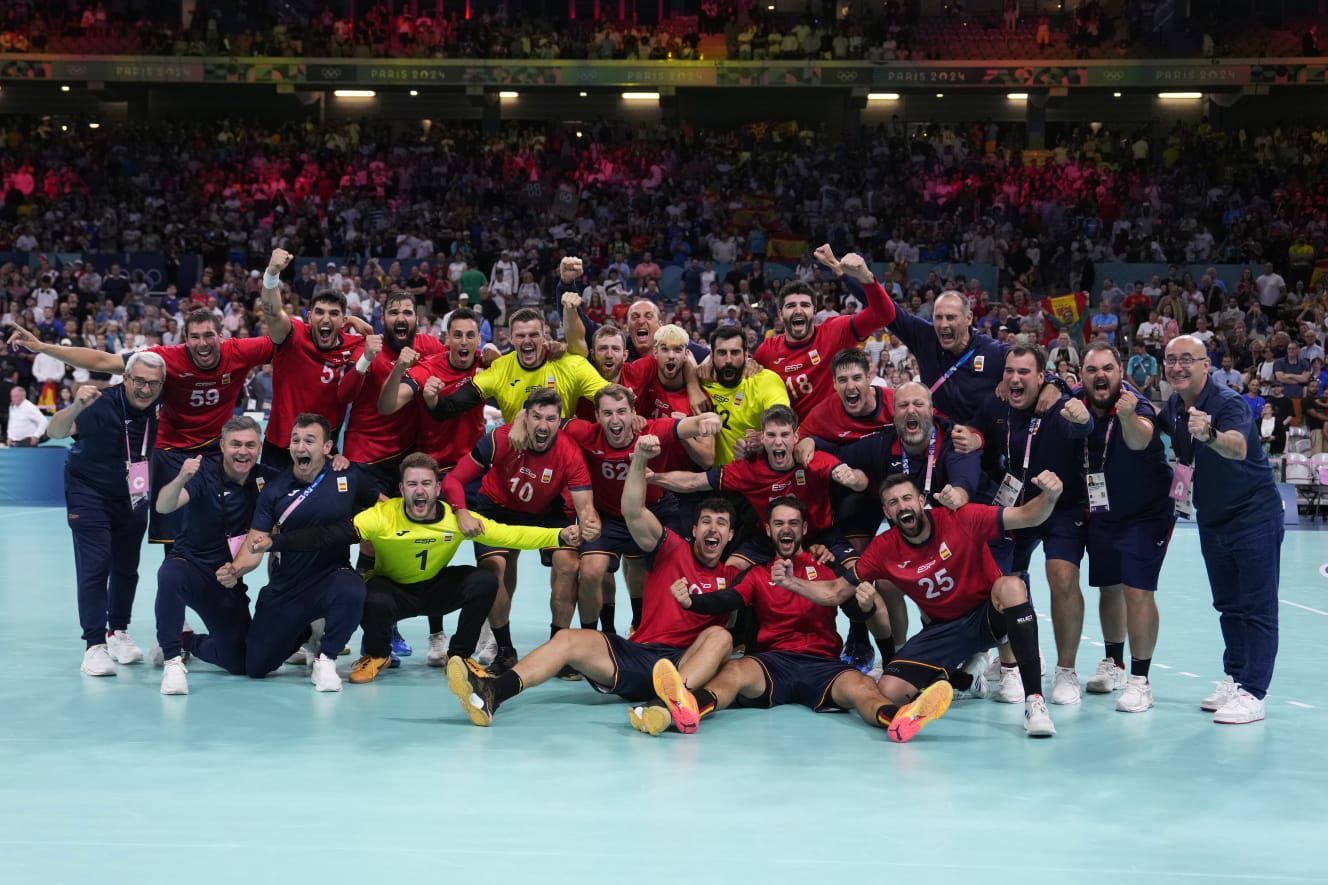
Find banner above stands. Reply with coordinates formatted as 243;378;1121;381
4;55;1328;89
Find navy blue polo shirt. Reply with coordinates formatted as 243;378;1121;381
251;464;379;586
1160;379;1281;529
173;462;281;571
835;425;982;499
973;395;1094;507
65;384;158;499
1083;383;1172;521
883;310;1007;425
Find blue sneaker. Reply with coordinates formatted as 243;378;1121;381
840;636;875;675
391;626;413;657
389;651;402;669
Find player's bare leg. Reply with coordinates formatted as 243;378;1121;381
1086;585;1128;693
472;553;514;671
837;670;952;743
623;557;646;632
598;573;617;633
630;627;734;735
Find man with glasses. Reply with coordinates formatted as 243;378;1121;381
1159;337;1284;725
45;353;166;676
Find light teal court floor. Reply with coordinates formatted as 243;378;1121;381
1;507;1325;885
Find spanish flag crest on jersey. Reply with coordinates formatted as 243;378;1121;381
540;468;553;483
939;542;952;560
809;349;821;365
545;374;557;388
805;565;818;580
336;476;349;493
795;470;806;486
716;577;726;589
734;393;745;407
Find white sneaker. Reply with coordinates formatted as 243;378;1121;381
1024;694;1056;737
1213;687;1264;724
106;630;144;665
997;666;1025;703
1116;675;1153;713
1200;675;1238;712
160;657;189;695
956;653;989;700
1086;658;1127;693
475;622;498;667
81;644;117;677
426;631;449;667
311;653;342;692
984;649;1002;682
285;648;310;666
1050;667;1081;705
151;623;196;667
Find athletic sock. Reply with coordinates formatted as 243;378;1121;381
1003;601;1044;699
493;624;513;649
629;596;643;629
874;703;901;727
550;624;562;640
355;552;375;576
1105;641;1126;669
1130;657;1152;679
874;633;895;664
846;620;869;648
694;688;718;719
491;670;523;707
580;620;598;630
599;602;617;635
427;615;444;634
950;670;974;691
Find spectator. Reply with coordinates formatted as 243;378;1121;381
7;386;48;447
1126;341;1160;400
1210;354;1243;393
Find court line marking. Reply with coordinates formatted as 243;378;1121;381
1155;663;1172;669
0;508;55;520
1281;599;1328;617
1178;671;1200;678
1287;701;1315;709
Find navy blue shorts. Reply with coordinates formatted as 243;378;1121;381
836;490;884;540
1086;512;1175;592
991;506;1087;574
586;633;684;703
580;508;673;565
469;493;572;567
665;490;710;540
260;440;292;471
356;455;406;501
738;650;856;712
729;531;858;573
150;448;218;544
883;600;1004;689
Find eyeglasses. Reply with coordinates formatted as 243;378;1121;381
127;377;164;390
1162;355;1208;367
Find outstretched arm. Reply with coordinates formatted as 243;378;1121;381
7;326;123;374
260;248;294;345
1001;470;1064;531
770;558;856;605
622;435;665;551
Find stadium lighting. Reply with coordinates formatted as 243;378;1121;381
333;90;375;98
576;130;584;138
622;91;660;101
409;89;419;96
1007;92;1028;100
1158;92;1202;99
867;93;900;101
1113;91;1123;98
579;91;588;97
499;91;519;99
88;122;100;129
61;85;71;92
935;92;944;98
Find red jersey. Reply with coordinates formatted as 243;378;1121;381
145;337;274;450
850;504;1005;621
405;351;482;471
342;334;444;463
443;423;591;515
265;317;365;446
713;450;841;534
622;356;692;420
754;281;891;418
564;417;684;517
632;529;740;647
797;386;895;443
734;552;842;658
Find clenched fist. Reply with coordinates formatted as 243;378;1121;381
559;257;584;285
1060;398;1090;425
266;248;294;276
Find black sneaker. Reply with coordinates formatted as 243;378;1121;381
445;657;497;726
488;646;519;675
556;664;584;681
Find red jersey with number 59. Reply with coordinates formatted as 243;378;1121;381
850;504;1005;621
145;337;274;450
265;318;365;447
735;552;841;658
343;334;445;463
471;424;591;513
564;417;683;516
405;352;482;471
713;450;841;534
632;529;740;647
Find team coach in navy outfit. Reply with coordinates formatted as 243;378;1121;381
1160;335;1283;725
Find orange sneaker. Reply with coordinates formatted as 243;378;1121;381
886;680;954;743
349;655;392;684
652;658;700;734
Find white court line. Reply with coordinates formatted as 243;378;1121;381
1287;701;1315;709
1281;599;1328;617
1088;640;1104;647
1178;671;1200;678
1155;663;1173;669
0;508;54;520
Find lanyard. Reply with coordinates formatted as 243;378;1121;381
929;345;978;394
276;468;328;530
1005;410;1040;477
1084;415;1115;473
898;427;938;494
119;396;149;463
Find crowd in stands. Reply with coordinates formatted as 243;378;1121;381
2;1;1326;61
2;113;1326;452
